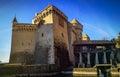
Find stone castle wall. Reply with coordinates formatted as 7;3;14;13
10;24;37;64
9;5;83;67
34;24;54;64
52;9;70;67
67;23;77;64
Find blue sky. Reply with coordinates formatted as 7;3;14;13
0;0;120;62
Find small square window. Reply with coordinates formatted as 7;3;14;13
41;33;44;37
22;43;24;46
61;33;64;38
59;17;64;28
28;43;30;46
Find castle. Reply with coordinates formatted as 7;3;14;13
6;4;120;76
9;5;83;67
10;5;119;69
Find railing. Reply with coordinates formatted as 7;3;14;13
93;64;112;68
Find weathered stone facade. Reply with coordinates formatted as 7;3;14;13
9;5;83;67
34;24;54;64
10;18;37;64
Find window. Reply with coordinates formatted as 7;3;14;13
59;17;64;28
41;33;44;37
22;43;24;46
28;43;30;46
49;10;52;14
43;13;46;17
61;33;64;38
52;10;55;13
46;12;48;16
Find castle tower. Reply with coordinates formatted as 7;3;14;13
71;19;83;41
12;16;18;25
9;17;37;64
33;5;70;67
82;34;90;40
52;5;70;67
67;22;78;65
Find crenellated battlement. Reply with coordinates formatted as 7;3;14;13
12;24;37;31
32;5;68;24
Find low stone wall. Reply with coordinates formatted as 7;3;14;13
73;68;97;77
19;64;59;73
111;68;120;77
0;64;59;76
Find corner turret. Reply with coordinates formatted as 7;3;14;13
82;34;90;40
12;16;18;25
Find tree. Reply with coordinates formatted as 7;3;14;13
111;38;116;42
0;61;2;63
116;32;120;48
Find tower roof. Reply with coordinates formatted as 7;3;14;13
82;34;89;37
13;16;17;22
71;19;80;24
82;34;90;40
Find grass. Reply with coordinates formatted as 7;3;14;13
0;64;22;76
0;63;59;76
